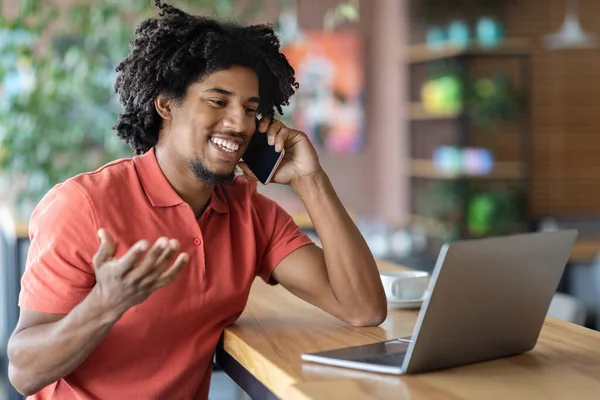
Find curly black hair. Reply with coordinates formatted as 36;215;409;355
113;0;299;155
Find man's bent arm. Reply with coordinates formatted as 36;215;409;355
273;171;388;326
7;289;120;396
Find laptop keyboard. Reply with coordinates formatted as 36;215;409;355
354;352;407;366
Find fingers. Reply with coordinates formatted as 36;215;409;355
273;129;289;153
258;117;270;133
116;239;150;276
267;121;286;153
137;239;180;288
153;252;190;290
237;161;259;182
124;237;170;285
261;120;293;153
93;229;117;268
259;118;288;153
155;239;180;266
102;236;187;289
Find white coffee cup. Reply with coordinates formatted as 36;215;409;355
380;270;430;301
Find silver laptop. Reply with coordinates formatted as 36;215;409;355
301;230;578;375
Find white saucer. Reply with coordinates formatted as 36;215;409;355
386;297;424;309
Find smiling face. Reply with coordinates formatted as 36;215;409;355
156;66;260;185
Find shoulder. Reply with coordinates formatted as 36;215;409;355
68;157;136;197
30;158;136;234
60;157;140;212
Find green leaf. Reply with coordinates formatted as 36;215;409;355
0;0;264;204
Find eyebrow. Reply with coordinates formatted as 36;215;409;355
204;88;260;104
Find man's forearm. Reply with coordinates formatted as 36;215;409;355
8;289;120;396
291;171;387;325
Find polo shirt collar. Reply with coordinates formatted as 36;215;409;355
210;186;229;214
134;147;229;214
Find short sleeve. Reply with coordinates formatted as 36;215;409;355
253;192;314;285
19;180;99;314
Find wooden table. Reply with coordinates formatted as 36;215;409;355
216;260;600;400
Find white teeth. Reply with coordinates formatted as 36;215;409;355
211;137;239;152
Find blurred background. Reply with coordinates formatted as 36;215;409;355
2;0;600;398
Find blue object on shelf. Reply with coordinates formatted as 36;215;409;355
433;146;462;174
447;20;470;49
463;147;494;175
426;26;446;51
476;17;503;48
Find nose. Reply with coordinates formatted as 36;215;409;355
221;106;249;134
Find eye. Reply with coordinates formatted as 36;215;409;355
246;108;257;115
209;99;226;107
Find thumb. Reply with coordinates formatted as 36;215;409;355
238;161;259;182
93;228;116;268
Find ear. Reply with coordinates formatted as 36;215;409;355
154;93;173;120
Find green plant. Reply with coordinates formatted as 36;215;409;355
422;66;524;128
467;73;524;129
467;185;525;237
0;0;262;210
414;181;462;241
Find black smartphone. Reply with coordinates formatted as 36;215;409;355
241;119;285;184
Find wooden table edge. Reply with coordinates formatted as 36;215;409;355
217;328;300;399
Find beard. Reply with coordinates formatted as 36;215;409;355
188;156;235;186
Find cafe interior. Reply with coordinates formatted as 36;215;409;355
2;0;600;399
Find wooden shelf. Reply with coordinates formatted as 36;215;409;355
570;237;600;263
410;159;524;180
406;38;531;64
409;102;460;121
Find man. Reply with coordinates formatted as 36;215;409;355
7;1;387;399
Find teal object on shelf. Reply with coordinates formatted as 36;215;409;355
476;17;503;48
426;26;446;51
447;20;469;49
432;146;462;175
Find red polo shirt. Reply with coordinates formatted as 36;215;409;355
18;147;313;399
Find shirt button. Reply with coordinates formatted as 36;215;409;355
193;237;202;246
